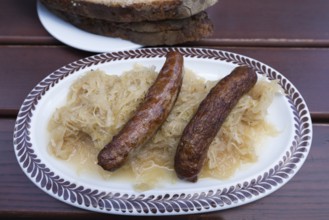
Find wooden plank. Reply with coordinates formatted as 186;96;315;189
206;0;329;46
0;46;328;116
1;0;329;46
0;0;57;44
1;118;327;219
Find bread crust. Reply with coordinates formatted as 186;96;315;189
48;9;214;46
40;0;218;22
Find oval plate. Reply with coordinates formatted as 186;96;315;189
13;48;312;215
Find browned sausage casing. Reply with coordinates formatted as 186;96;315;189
98;51;184;171
174;66;257;182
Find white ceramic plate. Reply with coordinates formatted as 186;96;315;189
13;48;312;215
36;0;142;53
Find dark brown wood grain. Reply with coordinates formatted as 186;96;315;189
0;0;57;45
1;118;328;219
206;0;329;46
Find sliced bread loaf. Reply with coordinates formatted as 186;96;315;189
49;9;214;45
40;0;218;22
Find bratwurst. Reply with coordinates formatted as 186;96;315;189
174;66;257;182
98;51;184;171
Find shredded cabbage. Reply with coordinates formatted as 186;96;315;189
48;64;282;190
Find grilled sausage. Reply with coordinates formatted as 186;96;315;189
98;51;184;171
174;66;257;182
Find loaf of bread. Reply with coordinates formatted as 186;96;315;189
40;0;218;22
40;0;218;46
49;9;214;46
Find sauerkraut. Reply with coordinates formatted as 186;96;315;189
48;64;282;190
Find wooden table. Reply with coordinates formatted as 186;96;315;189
1;0;328;219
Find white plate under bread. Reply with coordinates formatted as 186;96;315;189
37;0;142;53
